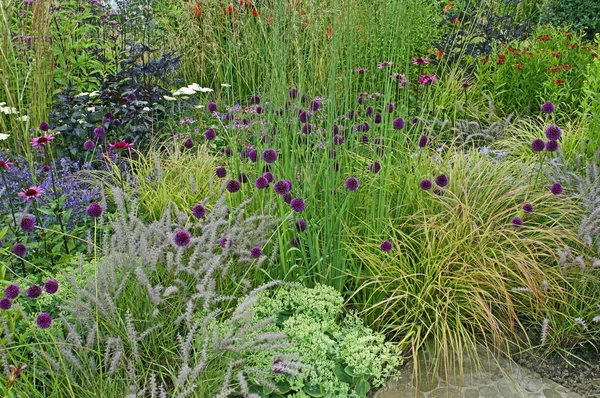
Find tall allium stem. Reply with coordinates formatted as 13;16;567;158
1;169;20;236
32;199;54;270
47;151;70;254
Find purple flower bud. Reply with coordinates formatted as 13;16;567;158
84;140;95;151
204;128;216;140
207;102;218;112
541;101;555;114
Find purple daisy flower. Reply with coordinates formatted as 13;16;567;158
12;243;27;257
369;161;381;173
207;102;218;112
511;217;523;227
4;284;20;299
26;285;42;299
226;180;241;193
0;298;11;310
262;148;278;163
550;183;563;195
173;230;191;247
393;117;405;130
192;204;206;218
380;240;392;252
522;203;534;213
250;246;262;258
20;216;35;232
531;138;545;152
434;174;448;187
255;176;269;189
545;140;559;152
216;167;227;178
36;312;52;329
541;101;555;114
420;179;432;190
290;198;306;212
545;125;562;141
345;177;359;191
43;280;58;294
87;202;103;218
295;219;307;232
204;128;216;141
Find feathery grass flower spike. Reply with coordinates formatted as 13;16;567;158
18;186;44;202
20;217;35;232
192;204;206;218
86;202;103;218
36;313;52;329
290;198;306;212
345;177;359;191
12;243;27;257
380;240;392;252
4;284;20;299
173;230;191;247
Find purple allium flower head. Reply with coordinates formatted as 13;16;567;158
262;148;277;163
256;106;264;114
127;93;136;101
255;176;269;189
295;219;307;232
248;149;258;163
249;95;261;105
207;102;218;112
333;162;339;172
333;124;340;135
357;95;367;105
43;280;58;294
26;285;42;299
13;243;27;257
84;140;95;151
113;119;121;127
204;128;216;141
550;183;563;195
226;180;241;193
41;165;51;173
289;88;298;99
329;150;337;159
531;138;545;152
433;187;441;195
418;135;428;148
93;126;106;137
290;237;300;247
301;94;310;103
412;117;419;125
250;246;262;258
393;117;405;130
283;192;292;204
545;140;559;152
4;284;20;299
380;240;392;252
365;106;374;116
373;113;383;124
420;179;432;190
522;203;534;213
219;236;232;249
263;172;274;183
511;217;523;227
309;100;320;111
290;198;305;212
348;109;356;120
0;298;11;310
362;122;370;132
173;230;191;247
272;359;286;374
435;174;448;187
360;135;369;144
239;173;249;183
216;167;227;178
20;216;35;232
374;137;384;146
273;180;290;195
192;204;206;218
104;112;113;119
102;117;111;125
345;177;359;191
301;123;314;134
369;161;381;173
333;135;344;145
183;138;194;149
386;103;395;113
541;101;555;114
36;312;52;329
298;110;311;123
39;121;50;131
86;202;103;218
225;148;232;157
545;124;562;141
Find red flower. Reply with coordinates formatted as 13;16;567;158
251;8;259;17
570;44;578;49
513;52;521;57
108;141;133;150
18;186;45;202
225;5;233;14
0;160;13;170
536;35;551;42
481;57;488;63
444;1;452;11
514;64;523;70
266;16;273;24
191;3;202;18
551;51;562;58
30;134;54;150
452;17;459;25
554;79;563;84
327;25;333;38
592;52;599;59
436;48;443;59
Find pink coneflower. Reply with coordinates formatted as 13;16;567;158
354;67;368;74
18;186;45;202
412;57;429;65
30;134;54;150
378;61;393;68
418;74;437;85
108;141;133;150
0;160;13;170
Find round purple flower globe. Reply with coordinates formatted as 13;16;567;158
434;174;448;187
36;312;52;329
369;161;381;174
345;177;359;191
347;109;356;120
545;140;559;152
39;121;50;131
26;284;42;299
248;149;258;163
13;243;27;257
113;119;121;127
249;95;261;105
256;106;264;114
255;176;269;189
333;162;340;172
295;219;307;232
83;140;95;151
20;216;35;232
373;113;383;124
204;128;216;141
192;204;206;218
283;193;292;204
207;102;218;112
263;172;274;183
550;183;563;195
226;180;241;193
362;122;370;132
309;100;320;111
216;167;227;178
412;117;419;125
433;187;441;195
380;240;392;252
219;236;232;249
43;280;59;294
0;298;11;310
301;123;314;134
393;117;405;130
173;230;191;247
511;217;523;227
262;148;278;163
386;103;395;113
272;359;286;374
418;135;428;148
290;237;300;247
4;284;20;299
183;138;194;149
250;246;262;258
544;124;562;141
93;126;106;137
541;101;555;114
522;203;534;213
225;148;232;157
333;135;344;145
290;198;306;212
365;106;374;116
42;165;51;173
360;135;369;144
273;180;291;195
289;88;298;99
87;202;103;218
531;138;545;152
420;179;433;191
298;110;311;123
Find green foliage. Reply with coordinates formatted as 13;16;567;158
244;284;402;398
541;0;600;40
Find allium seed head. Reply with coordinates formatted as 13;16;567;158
36;312;52;329
183;138;194;149
83;140;95;151
216;167;227;178
255;176;269;189
393;118;405;130
26;285;42;298
0;298;11;310
262;148;277;163
550;183;563;195
250;246;262;258
544;124;562;141
434;174;448;187
541;101;555;114
12;243;27;257
290;198;305;212
207;102;218;112
39;121;50;131
263;172;274;183
366;106;374;116
273;180;290;195
204;128;216;140
511;217;523;227
545;140;559;152
522;203;534;213
369;161;381;173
